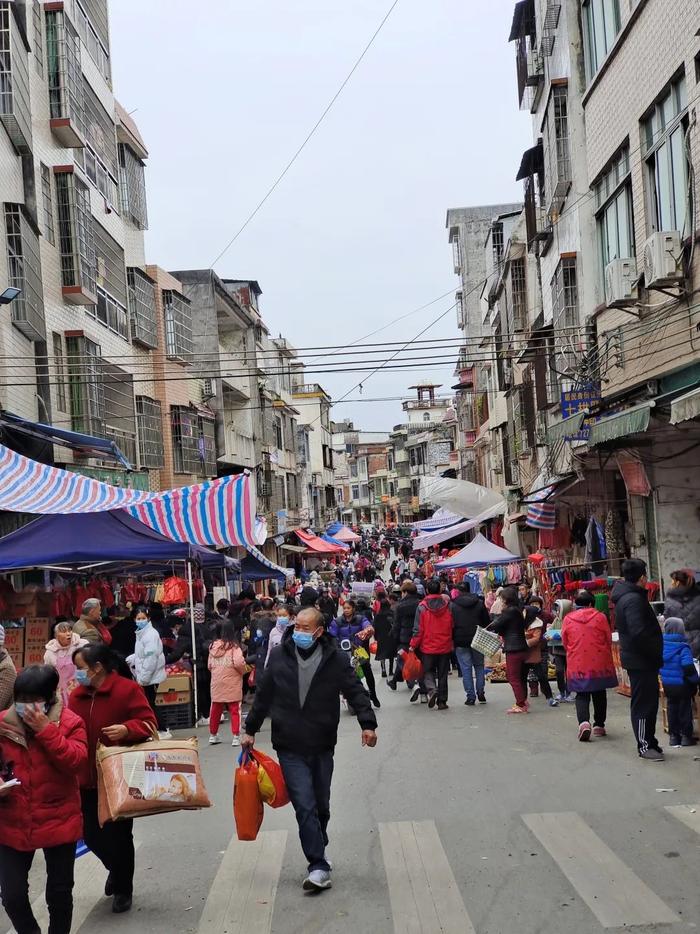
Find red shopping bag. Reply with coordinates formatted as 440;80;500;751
402;650;423;682
369;640;378;655
162;576;189;605
252;749;290;809
233;750;264;840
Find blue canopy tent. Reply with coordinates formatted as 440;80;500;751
434;532;520;569
0;410;131;468
320;533;349;550
241;552;286;583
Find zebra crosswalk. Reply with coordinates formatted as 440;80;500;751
4;807;700;933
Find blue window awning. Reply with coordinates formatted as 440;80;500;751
0;411;131;468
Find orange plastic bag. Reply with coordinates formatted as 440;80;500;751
162;576;189;605
233;750;264;840
252;750;290;809
402;650;423;682
369;640;378;655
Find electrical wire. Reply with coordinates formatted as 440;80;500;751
209;0;401;267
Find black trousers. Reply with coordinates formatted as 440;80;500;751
575;690;607;727
359;660;377;699
421;653;451;703
0;842;75;934
278;750;334;873
553;653;568;696
81;789;135;897
628;669;660;753
143;683;166;730
667;692;694;738
522;660;553;699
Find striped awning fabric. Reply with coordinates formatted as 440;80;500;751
526;502;556;529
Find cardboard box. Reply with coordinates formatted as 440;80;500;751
6;592;53;618
24;646;46;667
24;618;51;647
155;690;191;706
3;627;24;656
157;675;191;694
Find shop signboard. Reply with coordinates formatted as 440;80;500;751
64;465;150;490
560;382;602;440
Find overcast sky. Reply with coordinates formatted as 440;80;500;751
110;0;531;431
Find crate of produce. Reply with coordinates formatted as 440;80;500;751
158;702;194;730
155;689;191;706
157;674;191;694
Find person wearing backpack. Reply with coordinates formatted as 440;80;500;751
410;579;455;710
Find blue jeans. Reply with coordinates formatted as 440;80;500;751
455;646;485;701
278;750;334;872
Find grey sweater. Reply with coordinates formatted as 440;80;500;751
295;644;323;708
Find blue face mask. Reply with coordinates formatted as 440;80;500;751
15;701;49;719
75;669;91;687
276;617;291;630
135;618;149;630
292;630;316;650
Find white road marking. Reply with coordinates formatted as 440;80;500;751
665;804;700;835
378;820;476;934
197;829;288;933
523;812;679;928
5;842;142;934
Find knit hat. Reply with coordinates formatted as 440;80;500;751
0;624;5;646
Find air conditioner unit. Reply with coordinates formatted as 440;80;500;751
202;377;214;398
604;258;636;307
642;231;682;288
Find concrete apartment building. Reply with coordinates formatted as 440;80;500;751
0;0;175;508
291;376;335;528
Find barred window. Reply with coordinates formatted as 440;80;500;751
163;289;192;361
4;203;45;342
82;77;118;204
551;256;578;330
45;10;86;139
55;171;96;295
40;164;55;245
87;221;128;339
136;396;164;469
510;258;527;331
73;0;110;82
66;335;104;435
127;267;157;348
32;0;43;76
171;406;199;474
52;332;67;412
118;144;148;230
198;416;216;477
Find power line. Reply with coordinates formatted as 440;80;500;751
209;0;401;267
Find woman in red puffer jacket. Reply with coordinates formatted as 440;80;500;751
0;664;87;934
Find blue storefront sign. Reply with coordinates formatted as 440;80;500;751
560;382;602;441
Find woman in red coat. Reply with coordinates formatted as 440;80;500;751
562;589;618;742
0;664;87;934
69;644;156;915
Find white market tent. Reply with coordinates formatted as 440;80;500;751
434;532;520;569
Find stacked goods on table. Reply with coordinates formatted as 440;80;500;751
156;672;193;730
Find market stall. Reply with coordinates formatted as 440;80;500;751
325;522;361;543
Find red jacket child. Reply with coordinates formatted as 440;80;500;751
0;703;87;851
410;594;455;655
68;672;156;789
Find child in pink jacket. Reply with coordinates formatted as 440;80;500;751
207;622;246;747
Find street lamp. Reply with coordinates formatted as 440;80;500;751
0;287;21;305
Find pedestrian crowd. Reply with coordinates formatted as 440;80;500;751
0;523;697;927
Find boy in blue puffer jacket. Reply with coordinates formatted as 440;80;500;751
660;617;699;748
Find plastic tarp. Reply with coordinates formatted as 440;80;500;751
670;386;700;424
240;552;287;582
435;532;521;569
0;510;236;572
320;533;349;550
296;529;346;554
412;516;485;551
326;523;361;542
420;476;506;522
411;507;463;531
0;410;131;468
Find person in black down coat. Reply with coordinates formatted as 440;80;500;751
612;558;664;762
373;597;396;678
451;582;491;705
387;581;422;697
664;569;700;658
243;608;377;893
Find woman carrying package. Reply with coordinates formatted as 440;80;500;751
69;644;156;915
0;664;87;934
207;621;246;747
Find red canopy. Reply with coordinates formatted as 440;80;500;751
296;529;346;554
332;525;361;543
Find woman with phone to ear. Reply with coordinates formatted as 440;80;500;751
0;664;87;934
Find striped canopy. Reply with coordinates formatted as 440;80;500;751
0;443;256;550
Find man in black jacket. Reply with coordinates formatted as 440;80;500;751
243;608;377;892
612;558;664;761
386;581;423;700
451;582;491;705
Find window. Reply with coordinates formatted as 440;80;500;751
55;171;96;297
491;222;504;268
119;144;148;230
72;0;110;82
32;0;43;76
0;2;32;153
286;473;298;509
351;484;360;501
349;461;358;478
551;256;578;330
87;221;128;339
102;362;137;467
52;332;67;412
163;289;193;361
422;411;430;422
136;396;164;468
39;164;55;245
547;85;571;201
171;406;199;474
583;0;620;79
127;267;157;348
198;416;216;477
643;76;689;234
45;9;86;140
274;417;283;450
66;335;104;435
322;444;333;469
4;203;45;341
79;77;119;205
594;145;634;266
510;257;527;331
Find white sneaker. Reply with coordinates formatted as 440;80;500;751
303;869;332;891
209;734;222;745
158;730;173;740
197;717;210;728
231;735;241;747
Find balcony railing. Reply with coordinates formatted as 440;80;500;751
473;391;489;428
55;170;97;304
524;176;552;251
46;8;86;147
4;204;45;341
292;383;326;395
515;36;543;111
0;2;32;153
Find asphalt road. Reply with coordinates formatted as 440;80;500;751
4;670;700;933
